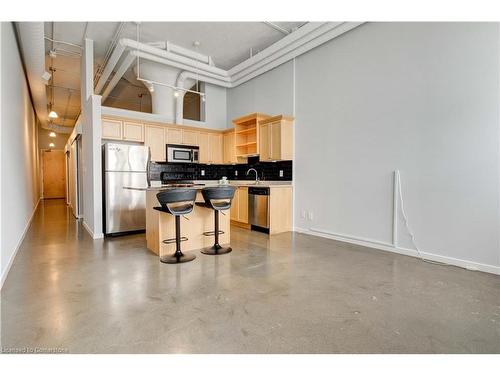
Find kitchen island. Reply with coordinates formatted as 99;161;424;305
125;181;293;256
125;184;230;256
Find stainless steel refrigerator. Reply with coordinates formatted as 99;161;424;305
103;143;150;235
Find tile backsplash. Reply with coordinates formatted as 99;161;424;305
149;156;292;181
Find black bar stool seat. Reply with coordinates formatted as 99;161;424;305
155;188;197;264
198;186;236;255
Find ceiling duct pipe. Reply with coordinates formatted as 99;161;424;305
15;22;73;134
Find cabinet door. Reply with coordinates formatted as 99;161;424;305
223;132;235;164
166;128;182;144
123;121;144;142
198;132;210;163
182;129;198;146
270;121;281;160
259;123;270;161
209;134;223;164
145;125;166;162
238;187;248;223
230;188;239;221
102;119;122;140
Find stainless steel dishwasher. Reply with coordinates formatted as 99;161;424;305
248;187;270;233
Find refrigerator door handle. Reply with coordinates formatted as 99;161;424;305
146;147;151;187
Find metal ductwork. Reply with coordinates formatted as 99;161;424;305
15;22;73;134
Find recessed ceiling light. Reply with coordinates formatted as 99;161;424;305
48;110;58;119
49;143;55;148
49;132;56;138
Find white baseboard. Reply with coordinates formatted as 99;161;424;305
1;198;41;289
82;220;104;239
294;227;500;276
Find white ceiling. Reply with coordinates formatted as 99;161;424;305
43;21;305;128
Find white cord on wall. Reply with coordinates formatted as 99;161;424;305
395;170;450;267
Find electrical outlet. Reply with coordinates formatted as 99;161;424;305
307;211;314;221
301;210;306;219
201;170;205;176
279;170;283;177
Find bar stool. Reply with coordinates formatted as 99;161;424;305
197;186;236;255
154;189;197;264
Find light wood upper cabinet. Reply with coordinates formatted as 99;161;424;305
258;115;294;161
123;121;144;142
182;129;198;146
198;131;223;164
166;128;182;144
198;132;210;163
209;133;223;164
223;131;238;164
145;125;166;162
102;119;122;140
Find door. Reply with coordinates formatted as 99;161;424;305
68;141;78;217
145;125;166;162
104;143;149;172
238;187;248;223
270;121;281;160
104;171;147;234
182;129;198;145
230;188;239;221
102;119;122;140
43;150;66;199
209;133;223;164
223;132;235;164
123;121;144;142
166;128;182;144
198;132;210;163
259;123;270;161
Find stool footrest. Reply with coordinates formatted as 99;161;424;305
162;236;188;244
202;230;225;237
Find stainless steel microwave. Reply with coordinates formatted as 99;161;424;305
166;144;199;164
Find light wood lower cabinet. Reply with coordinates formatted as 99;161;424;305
145;125;166;161
269;187;293;234
230;186;293;234
230;187;248;224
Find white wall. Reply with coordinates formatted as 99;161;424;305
227;60;294;126
1;22;41;286
226;22;500;272
80;38;103;239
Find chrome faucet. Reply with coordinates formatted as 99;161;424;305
246;168;259;183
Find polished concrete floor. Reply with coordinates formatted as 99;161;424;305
1;199;499;353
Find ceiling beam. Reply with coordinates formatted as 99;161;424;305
263;22;291;35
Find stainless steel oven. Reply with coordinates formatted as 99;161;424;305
166;144;199;164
